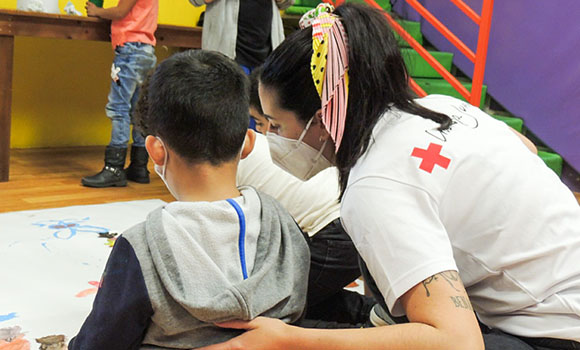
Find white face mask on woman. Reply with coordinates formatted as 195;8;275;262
266;118;333;181
153;137;179;199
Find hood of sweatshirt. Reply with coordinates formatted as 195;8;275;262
144;187;309;324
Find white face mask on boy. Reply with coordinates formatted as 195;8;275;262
266;118;333;181
153;137;179;199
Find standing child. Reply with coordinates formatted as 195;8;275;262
68;50;309;349
82;0;158;188
190;0;294;73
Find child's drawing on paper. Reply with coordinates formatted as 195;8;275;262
105;237;117;248
0;200;165;342
75;281;101;298
0;314;17;323
33;218;109;240
0;326;30;350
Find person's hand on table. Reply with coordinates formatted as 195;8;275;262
196;317;292;350
85;2;102;17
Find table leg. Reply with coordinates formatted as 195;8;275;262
0;35;14;182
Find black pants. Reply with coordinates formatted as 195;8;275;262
359;258;580;349
303;219;376;326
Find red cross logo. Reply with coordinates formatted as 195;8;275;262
411;143;451;173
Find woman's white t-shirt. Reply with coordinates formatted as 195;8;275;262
237;132;341;236
341;95;580;341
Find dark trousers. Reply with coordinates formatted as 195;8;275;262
358;258;580;349
303;219;376;326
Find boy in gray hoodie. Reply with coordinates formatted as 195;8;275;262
68;50;310;350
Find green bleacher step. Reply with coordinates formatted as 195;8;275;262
538;150;563;176
285;5;316;15
290;0;392;12
293;0;321;6
414;78;487;108
402;49;453;79
346;0;391;11
374;0;392;11
395;20;423;47
491;114;524;133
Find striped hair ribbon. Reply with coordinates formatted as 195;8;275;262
299;2;334;29
300;5;349;151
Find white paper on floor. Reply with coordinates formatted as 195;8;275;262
344;277;365;295
0;199;165;345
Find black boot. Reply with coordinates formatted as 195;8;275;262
125;146;150;184
81;146;127;188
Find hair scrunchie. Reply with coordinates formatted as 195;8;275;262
299;3;349;152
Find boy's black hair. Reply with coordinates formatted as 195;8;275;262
260;3;451;196
135;50;250;166
249;66;263;115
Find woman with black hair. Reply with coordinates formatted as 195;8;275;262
200;3;580;350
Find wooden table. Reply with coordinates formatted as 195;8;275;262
0;9;202;182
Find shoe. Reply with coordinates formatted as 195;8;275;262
82;146;127;188
369;304;396;327
125;145;150;184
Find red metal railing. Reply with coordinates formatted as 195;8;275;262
323;0;494;107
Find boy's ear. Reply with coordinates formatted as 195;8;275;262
241;129;256;160
145;135;166;166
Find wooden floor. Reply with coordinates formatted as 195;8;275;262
0;146;174;213
1;147;579;213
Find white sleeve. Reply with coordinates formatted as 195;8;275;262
237;134;272;188
341;176;458;316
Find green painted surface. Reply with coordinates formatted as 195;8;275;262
346;0;391;11
285;5;316;15
293;0;321;6
402;49;453;78
414;78;487;108
395;20;423;47
491;114;524;133
291;0;392;11
538;150;563;176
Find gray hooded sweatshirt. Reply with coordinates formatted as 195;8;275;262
69;187;309;350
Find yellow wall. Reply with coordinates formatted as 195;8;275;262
2;0;204;148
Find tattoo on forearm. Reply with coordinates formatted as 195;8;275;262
450;296;473;310
421;271;462;297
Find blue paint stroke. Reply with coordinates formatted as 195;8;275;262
41;242;51;252
33;217;109;240
0;312;17;322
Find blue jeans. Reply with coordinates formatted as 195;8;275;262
106;42;156;148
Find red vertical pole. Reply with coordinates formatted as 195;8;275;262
470;0;494;107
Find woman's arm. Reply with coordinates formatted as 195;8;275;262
85;0;138;20
510;128;537;154
198;271;484;350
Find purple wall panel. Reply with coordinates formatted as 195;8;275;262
393;0;580;171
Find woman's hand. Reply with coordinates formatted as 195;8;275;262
197;317;292;350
